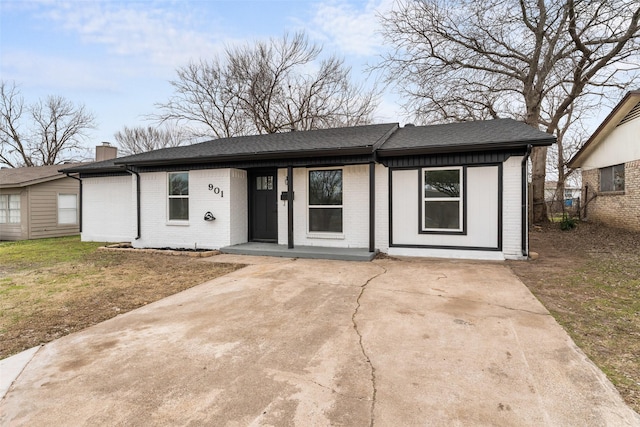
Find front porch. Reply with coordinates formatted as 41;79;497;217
220;242;376;262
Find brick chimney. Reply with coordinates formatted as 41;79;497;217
96;142;117;161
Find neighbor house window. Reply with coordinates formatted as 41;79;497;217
0;194;20;224
308;169;342;233
422;167;463;232
600;164;625;192
58;194;78;225
168;172;189;221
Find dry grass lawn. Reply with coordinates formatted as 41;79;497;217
509;222;640;414
0;236;243;359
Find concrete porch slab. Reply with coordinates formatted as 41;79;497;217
220;242;376;261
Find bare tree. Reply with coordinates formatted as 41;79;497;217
155;32;378;138
1;81;96;168
114;125;188;156
377;0;640;223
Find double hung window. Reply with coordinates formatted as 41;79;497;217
422;167;463;232
168;172;189;221
308;169;343;233
0;194;20;224
58;194;78;225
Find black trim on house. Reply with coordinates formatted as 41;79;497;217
369;161;375;252
389;163;503;252
417;166;468;236
287;166;294;249
389;243;502;252
379;149;524;168
125;167;141;240
127;154;375;174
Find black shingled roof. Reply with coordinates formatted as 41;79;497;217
61;119;554;174
377;118;554;156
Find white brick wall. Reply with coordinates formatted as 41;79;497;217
133;169;245;250
374;164;389;252
82;175;134;242
229;169;248;245
277;165;371;248
502;156;526;259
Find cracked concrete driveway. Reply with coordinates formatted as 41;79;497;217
2;255;639;426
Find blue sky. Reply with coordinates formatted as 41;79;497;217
1;0;397;152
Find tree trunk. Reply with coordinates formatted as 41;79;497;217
530;146;549;223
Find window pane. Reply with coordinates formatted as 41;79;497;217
309;208;343;232
58;194;76;209
0;211;6;223
58;194;77;224
424;169;460;197
309;170;342;205
0;195;7;210
424;201;460;229
424;170;460;198
169;198;189;220
169;173;189;196
256;176;274;191
600;165;625;192
613;164;625;191
59;209;77;224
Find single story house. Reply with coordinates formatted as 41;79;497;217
568;91;640;232
0;164;82;240
62;119;555;260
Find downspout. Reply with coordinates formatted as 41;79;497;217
521;145;533;257
65;173;82;233
125;167;141;240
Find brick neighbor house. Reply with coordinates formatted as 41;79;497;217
568;91;640;232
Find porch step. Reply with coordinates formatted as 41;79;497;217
220;242;376;262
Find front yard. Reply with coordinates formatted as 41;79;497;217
0;236;243;358
1;227;638;414
509;223;640;413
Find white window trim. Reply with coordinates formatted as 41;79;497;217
421;166;464;233
0;194;21;224
167;171;190;224
57;193;78;225
307;167;344;236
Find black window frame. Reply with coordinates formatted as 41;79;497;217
308;169;343;233
419;166;466;235
168;172;189;221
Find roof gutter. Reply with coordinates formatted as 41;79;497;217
521;145;533;257
64;173;82;233
125;167;141;240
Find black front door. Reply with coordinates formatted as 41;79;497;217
249;169;278;242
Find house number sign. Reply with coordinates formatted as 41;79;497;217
208;184;224;197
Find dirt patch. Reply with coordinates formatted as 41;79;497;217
508;222;640;413
0;250;244;358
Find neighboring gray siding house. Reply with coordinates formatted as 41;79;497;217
0;164;82;240
569;91;640;232
63;119;555;260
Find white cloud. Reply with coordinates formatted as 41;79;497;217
40;1;226;68
304;0;394;57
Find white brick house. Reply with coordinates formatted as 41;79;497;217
62;119;554;260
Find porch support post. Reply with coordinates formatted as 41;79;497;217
287;166;294;249
369;161;375;253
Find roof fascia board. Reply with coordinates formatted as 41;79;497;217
115;146;375;168
569;91;640;168
0;173;70;188
376;138;555;158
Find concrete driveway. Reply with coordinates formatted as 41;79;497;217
1;255;639;426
